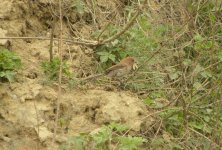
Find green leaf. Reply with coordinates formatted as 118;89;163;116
204;41;213;49
182;59;192;66
169;71;181;80
0;72;5;77
151;137;165;147
118;136;147;150
143;97;154;105
4;71;15;82
200;71;212;78
41;57;72;80
108;54;116;62
97;51;109;56
74;135;85;150
119;50;127;58
194;33;203;42
189;121;203;130
0;49;21;82
193;82;204;90
111;39;119;46
203;126;212;134
91;126;112;148
72;0;86;14
100;55;109;63
203;140;211;150
206;109;213;113
216;49;222;61
203;116;210;122
108;122;129;132
209;13;216;24
170;142;183;149
193;64;203;75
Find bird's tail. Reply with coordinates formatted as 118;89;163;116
81;73;104;81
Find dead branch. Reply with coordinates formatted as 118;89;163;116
49;15;57;62
99;0;148;45
52;0;63;145
0;37;98;46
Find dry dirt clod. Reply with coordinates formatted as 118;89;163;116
0;28;8;46
30;49;41;57
35;126;53;142
65;90;152;133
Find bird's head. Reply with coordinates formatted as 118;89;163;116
121;57;138;70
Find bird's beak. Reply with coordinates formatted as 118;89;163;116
133;63;138;70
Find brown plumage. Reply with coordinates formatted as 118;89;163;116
105;57;135;78
82;57;136;80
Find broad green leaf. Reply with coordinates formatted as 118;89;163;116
100;55;109;63
111;39;119;46
4;71;14;82
203;116;210;122
108;54;116;62
143;97;154;105
189;122;203;130
206;109;213;113
97;51;109;56
200;71;212;78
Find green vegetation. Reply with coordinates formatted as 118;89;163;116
0;49;21;82
91;0;222;149
71;0;87;14
59;123;147;150
41;57;72;80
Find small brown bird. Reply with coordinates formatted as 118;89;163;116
83;56;137;80
105;57;136;78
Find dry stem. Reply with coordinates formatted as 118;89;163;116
52;0;63;145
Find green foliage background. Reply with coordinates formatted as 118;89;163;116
89;0;222;149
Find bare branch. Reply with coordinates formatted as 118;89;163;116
52;0;63;145
0;37;98;46
99;0;148;45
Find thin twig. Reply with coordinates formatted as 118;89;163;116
100;0;148;45
125;47;162;83
34;101;40;150
52;0;63;144
0;37;98;46
96;13;117;41
49;15;57;62
153;119;163;138
188;127;220;148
